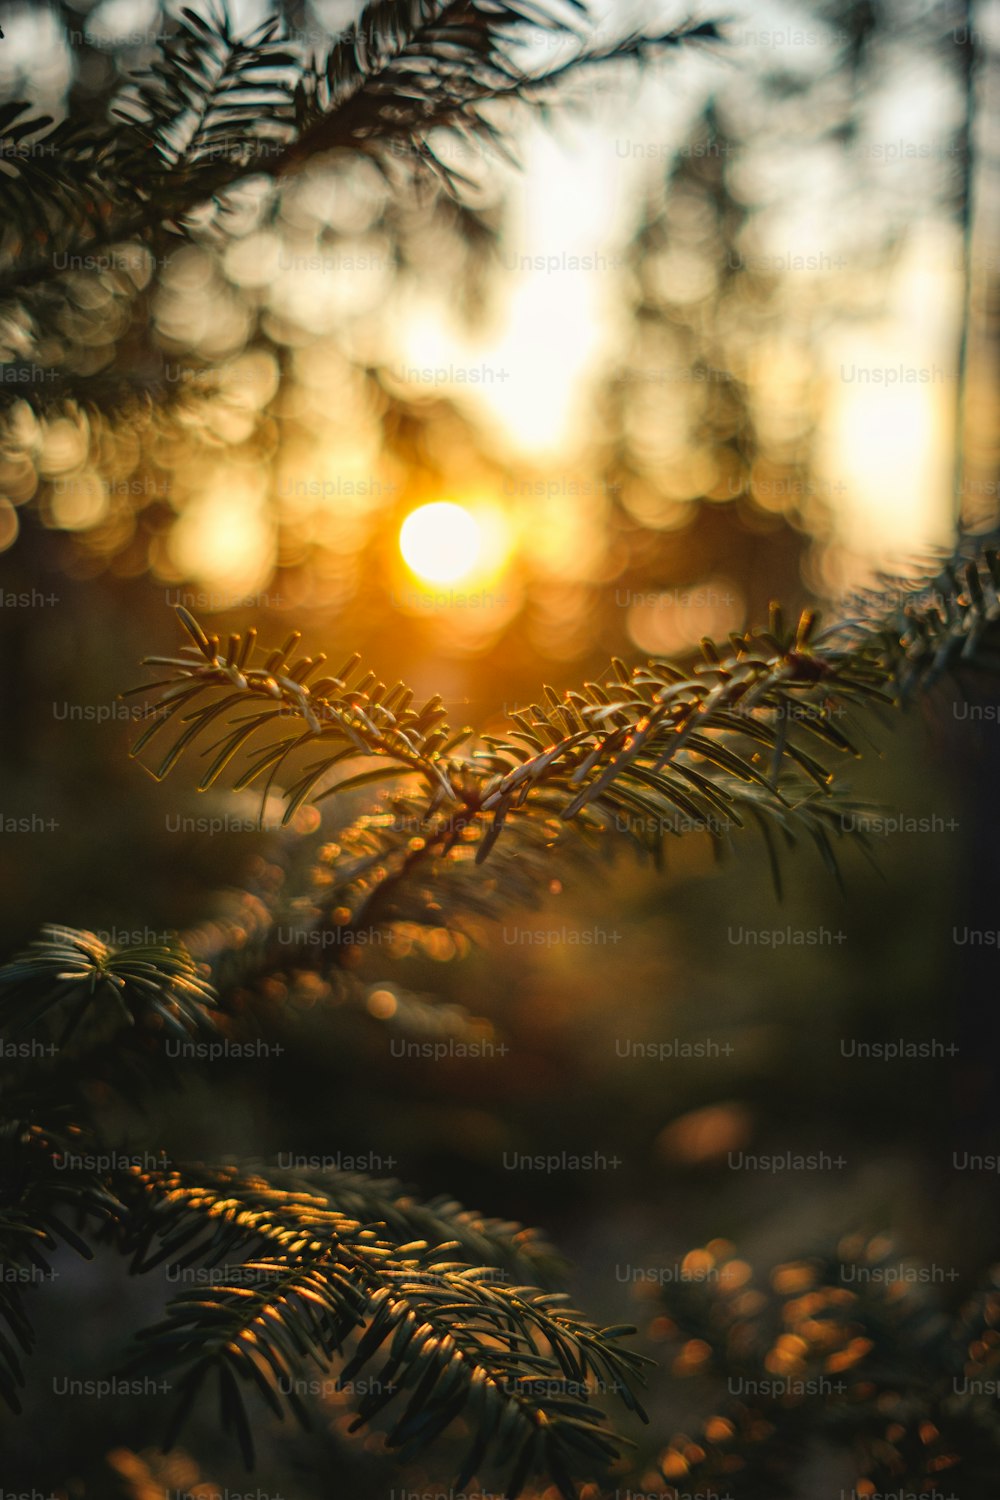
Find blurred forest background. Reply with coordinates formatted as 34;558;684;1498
1;0;999;1495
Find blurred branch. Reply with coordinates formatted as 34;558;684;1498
648;1232;1000;1497
0;1117;123;1414
0;1;718;304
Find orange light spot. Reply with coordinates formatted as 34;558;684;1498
367;989;397;1020
674;1339;712;1375
772;1262;816;1295
659;1450;688;1481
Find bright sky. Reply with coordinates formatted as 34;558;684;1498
2;0;970;575
391;1;965;568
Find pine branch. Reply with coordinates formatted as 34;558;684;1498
0;1117;123;1413
0;1;715;304
0;913;490;1111
310;787;609;930
0;925;224;1115
123;604;459;812
131;536;1000;885
0;1114;643;1486
118;530;1000;979
118;1162;649;1492
161;788;602;1002
112;7;298;174
476;528;1000;840
165;782;866;1008
262;1161;566;1286
0;923;218;1051
831;529;1000;693
128;600;867;850
0;103;120;275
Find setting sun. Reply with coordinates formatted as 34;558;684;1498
399;501;484;583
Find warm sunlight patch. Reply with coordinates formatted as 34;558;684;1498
399;501;484;584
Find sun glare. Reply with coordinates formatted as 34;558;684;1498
399;501;484;584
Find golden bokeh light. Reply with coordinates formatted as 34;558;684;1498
399;501;485;584
626;581;745;656
167;479;275;599
0;496;18;552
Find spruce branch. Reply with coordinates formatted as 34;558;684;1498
0;1118;644;1487
0;1117;124;1413
112;7;299;174
262;1163;567;1286
0;1;717;304
119;1162;565;1289
471;528;1000;845
831;529;1000;693
161;785;610;999
128;598;868;848
130;537;1000;878
118;1162;649;1491
123;603;460;812
0;923;218;1051
0;925;224;1113
119;529;1000;974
